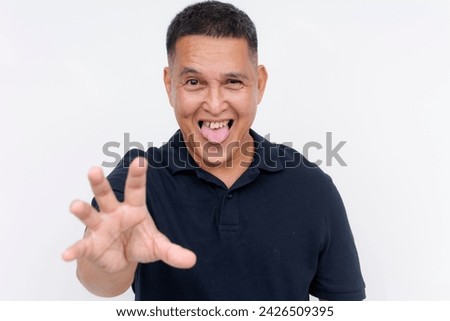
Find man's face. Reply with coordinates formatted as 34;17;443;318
164;35;268;168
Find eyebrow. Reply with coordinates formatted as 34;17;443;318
178;67;200;77
178;67;249;80
224;72;249;80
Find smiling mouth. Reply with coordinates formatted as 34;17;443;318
198;120;234;129
198;120;234;144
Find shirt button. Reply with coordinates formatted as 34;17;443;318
226;193;233;200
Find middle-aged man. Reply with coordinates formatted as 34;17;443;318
63;1;366;300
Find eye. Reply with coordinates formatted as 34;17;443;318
185;79;199;86
226;79;244;89
183;78;205;91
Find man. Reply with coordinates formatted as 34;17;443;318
63;1;365;300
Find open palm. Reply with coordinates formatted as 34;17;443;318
63;157;196;273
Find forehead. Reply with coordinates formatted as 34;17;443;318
170;35;255;68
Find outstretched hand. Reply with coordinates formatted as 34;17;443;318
63;157;196;274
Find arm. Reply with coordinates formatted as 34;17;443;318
63;157;196;297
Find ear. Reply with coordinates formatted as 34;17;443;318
163;67;174;107
256;65;268;104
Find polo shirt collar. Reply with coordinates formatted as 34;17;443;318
164;129;285;175
249;129;284;172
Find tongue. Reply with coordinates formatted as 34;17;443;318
201;125;230;144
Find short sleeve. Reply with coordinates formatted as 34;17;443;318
309;179;366;300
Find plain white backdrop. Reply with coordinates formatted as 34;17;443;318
1;0;449;300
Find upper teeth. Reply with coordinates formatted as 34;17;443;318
204;120;230;129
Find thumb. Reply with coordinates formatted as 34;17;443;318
152;233;197;269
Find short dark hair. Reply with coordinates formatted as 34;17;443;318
166;1;258;62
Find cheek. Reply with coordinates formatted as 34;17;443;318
232;94;258;118
173;92;199;118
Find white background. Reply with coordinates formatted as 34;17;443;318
1;0;449;300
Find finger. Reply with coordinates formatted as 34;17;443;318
88;166;120;213
153;233;197;269
125;157;148;207
70;200;101;230
62;238;90;262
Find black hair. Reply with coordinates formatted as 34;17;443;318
166;1;258;62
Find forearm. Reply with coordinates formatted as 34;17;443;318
76;258;137;297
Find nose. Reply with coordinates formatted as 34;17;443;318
202;85;227;115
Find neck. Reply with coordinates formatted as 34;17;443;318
193;136;255;188
206;148;254;188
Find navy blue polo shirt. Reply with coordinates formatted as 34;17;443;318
102;129;365;300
